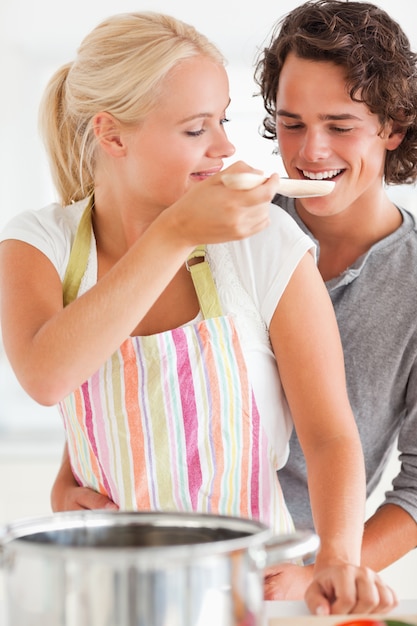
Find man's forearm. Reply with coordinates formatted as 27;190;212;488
361;503;417;570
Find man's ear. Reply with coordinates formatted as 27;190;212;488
386;121;406;151
93;112;126;156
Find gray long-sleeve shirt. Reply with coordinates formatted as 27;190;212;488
275;195;417;530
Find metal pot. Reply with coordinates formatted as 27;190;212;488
0;510;319;626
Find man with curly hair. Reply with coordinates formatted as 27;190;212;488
255;0;417;598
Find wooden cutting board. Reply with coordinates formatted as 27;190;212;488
268;615;417;626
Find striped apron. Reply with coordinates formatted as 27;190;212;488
59;200;294;533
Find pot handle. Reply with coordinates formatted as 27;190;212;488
255;530;320;569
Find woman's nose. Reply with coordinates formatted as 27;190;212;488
209;129;236;159
224;138;236;158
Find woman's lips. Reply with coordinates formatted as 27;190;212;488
190;169;222;182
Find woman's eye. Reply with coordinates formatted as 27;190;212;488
186;129;205;137
186;117;230;136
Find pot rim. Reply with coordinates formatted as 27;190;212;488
1;510;274;561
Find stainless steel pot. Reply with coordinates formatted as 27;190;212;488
0;510;319;626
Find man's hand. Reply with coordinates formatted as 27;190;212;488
304;563;397;615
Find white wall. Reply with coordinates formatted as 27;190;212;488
1;0;417;434
0;0;417;600
1;0;416;231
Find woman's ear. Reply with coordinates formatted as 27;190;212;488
93;112;126;156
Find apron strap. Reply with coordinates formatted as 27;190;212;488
62;198;222;319
62;195;94;307
186;245;223;319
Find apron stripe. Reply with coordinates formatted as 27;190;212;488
229;324;252;519
120;340;151;510
89;374;117;497
146;336;178;510
89;370;116;501
158;332;189;509
249;393;261;520
189;326;215;512
86;378;114;499
196;321;223;512
172;326;203;509
110;351;135;509
135;334;156;509
102;360;122;503
63;387;108;496
221;319;241;514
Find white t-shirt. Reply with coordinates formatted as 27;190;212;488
0;198;315;466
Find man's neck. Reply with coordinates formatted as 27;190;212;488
294;196;403;281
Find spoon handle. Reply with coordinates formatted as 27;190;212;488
221;172;335;197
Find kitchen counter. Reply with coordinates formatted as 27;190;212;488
0;575;415;626
265;600;417;625
1;588;416;625
268;617;417;626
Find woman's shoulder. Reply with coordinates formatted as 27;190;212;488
210;202;315;274
0;198;89;279
208;202;316;327
232;201;315;262
268;197;315;242
2;198;87;234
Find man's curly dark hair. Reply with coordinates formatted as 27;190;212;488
254;0;417;184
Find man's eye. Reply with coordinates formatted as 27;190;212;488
221;117;230;126
333;126;353;133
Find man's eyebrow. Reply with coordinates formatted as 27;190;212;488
277;109;362;121
276;110;301;119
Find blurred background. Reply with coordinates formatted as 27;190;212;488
0;0;416;599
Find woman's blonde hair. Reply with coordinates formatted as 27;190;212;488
39;12;225;205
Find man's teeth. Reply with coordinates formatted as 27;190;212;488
302;169;341;180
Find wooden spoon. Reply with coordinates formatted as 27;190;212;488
221;172;335;197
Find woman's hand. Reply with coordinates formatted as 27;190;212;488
51;444;118;512
164;161;281;247
264;563;314;600
52;483;118;512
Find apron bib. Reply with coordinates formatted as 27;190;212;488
59;199;294;533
